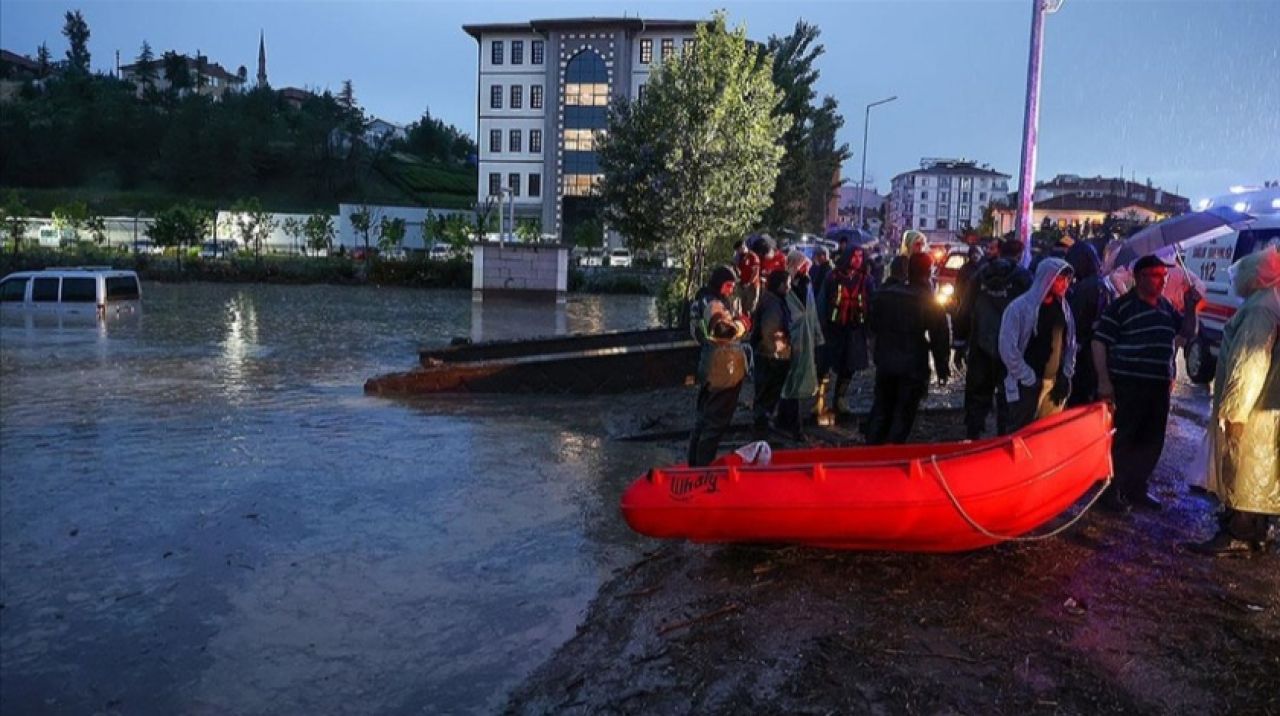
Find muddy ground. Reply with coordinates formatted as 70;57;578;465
505;379;1279;715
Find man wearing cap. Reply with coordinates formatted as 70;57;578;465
1093;254;1200;511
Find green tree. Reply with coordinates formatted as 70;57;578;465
147;204;211;270
1;191;31;256
230;197;276;261
303;212;335;255
84;214;107;245
597;12;789;300
571;218;603;248
978;203;997;237
760;22;851;233
281;217;305;255
338;80;356;111
401;107;476;165
52;200;89;242
378;216;406;253
162;51;191;93
62;10;91;75
515;218;542;243
440;213;474;253
36;43;51;79
349;205;375;258
134;41;157;93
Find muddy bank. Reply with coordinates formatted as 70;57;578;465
508;385;1279;714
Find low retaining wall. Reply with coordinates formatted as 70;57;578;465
471;242;570;302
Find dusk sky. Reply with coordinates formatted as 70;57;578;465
3;0;1277;204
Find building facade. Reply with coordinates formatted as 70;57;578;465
888;159;1009;246
119;52;246;100
1033;174;1189;215
463;18;699;244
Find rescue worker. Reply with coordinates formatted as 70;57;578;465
818;246;873;418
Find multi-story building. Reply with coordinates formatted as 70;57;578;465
1033;174;1190;215
119;52;246;100
888;159;1009;246
463;17;699;244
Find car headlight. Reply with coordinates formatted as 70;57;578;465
940;283;955;296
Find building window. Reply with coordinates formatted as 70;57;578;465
939;176;951;187
530;84;543;109
939;191;950;203
960;206;971;218
488;173;501;196
563;49;608;198
491;41;503;65
509;129;521;153
920;191;928;200
489;129;501;152
937;218;949;230
683;38;696;55
490;85;502;109
511;40;524;65
918;204;928;215
509;173;520;197
510;85;522;109
530;129;542;154
919;218;928;228
661;38;675;60
564;128;597;151
938;204;949;217
960;191;970;202
639;39;653;64
529;173;541;198
532;40;544;65
979;192;987;201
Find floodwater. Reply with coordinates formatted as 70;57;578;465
0;283;671;715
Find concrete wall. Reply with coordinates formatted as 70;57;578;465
471;242;569;302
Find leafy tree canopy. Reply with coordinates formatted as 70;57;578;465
597;11;790;299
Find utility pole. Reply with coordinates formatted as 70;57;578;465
1014;0;1064;267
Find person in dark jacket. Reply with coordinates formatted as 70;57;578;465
950;245;985;369
687;265;752;467
865;253;951;444
810;246;832;300
751;270;792;436
818;246;873;416
1064;241;1110;406
957;239;1033;438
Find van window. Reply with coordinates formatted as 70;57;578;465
1233;229;1280;262
0;278;28;302
106;276;140;300
61;277;97;303
31;277;59;302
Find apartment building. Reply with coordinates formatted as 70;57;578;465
888;159;1010;245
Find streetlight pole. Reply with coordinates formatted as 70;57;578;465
857;95;897;231
1014;0;1064;267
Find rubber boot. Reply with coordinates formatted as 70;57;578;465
834;378;853;416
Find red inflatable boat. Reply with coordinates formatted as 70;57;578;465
620;403;1114;552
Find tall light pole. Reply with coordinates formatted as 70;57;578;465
1014;0;1064;266
857;95;897;231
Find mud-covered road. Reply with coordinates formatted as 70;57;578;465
507;381;1279;715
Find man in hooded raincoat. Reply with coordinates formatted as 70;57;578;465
998;257;1077;432
1190;246;1280;555
1064;242;1109;406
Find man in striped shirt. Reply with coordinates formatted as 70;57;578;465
1093;255;1200;512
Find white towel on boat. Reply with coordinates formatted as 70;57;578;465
735;441;772;465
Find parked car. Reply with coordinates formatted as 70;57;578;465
608;248;633;268
933;247;972;308
580;249;604;267
428;244;452;261
381;247;408;261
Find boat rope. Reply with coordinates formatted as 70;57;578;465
926;429;1116;542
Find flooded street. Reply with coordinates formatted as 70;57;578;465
0;283;669;715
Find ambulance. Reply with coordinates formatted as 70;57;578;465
1180;184;1280;383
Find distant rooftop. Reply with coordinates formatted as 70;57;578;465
463;17;702;40
893;159;1010;182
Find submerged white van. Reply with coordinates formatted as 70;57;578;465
1180;185;1280;383
0;267;142;317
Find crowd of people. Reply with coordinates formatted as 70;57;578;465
685;229;1278;555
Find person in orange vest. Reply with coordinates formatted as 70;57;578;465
818;246;874;418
